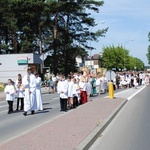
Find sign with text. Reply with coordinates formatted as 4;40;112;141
17;56;28;65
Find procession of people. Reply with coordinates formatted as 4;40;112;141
4;67;150;115
4;67;43;115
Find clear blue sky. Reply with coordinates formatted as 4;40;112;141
90;0;150;66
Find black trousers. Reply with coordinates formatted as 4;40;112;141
73;96;78;108
139;79;142;86
16;98;24;110
60;98;67;111
7;101;13;113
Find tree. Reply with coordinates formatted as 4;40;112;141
0;0;18;53
102;45;130;70
132;57;144;71
45;0;108;75
0;0;108;76
102;45;144;71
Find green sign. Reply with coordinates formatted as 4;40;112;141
17;59;28;65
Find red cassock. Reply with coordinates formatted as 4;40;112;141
80;90;87;104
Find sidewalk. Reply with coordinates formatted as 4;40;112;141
0;86;146;150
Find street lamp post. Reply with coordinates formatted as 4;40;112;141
123;39;134;71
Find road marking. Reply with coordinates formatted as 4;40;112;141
127;85;146;101
0;101;6;104
0;105;7;108
104;85;146;99
0;110;7;114
52;97;59;100
104;88;131;98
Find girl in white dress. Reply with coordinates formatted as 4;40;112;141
4;79;15;114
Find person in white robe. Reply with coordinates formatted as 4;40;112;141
15;74;22;89
95;75;102;95
4;79;16;114
34;72;43;111
67;76;74;109
16;81;24;110
73;78;80;107
101;75;108;93
86;77;92;100
57;74;69;112
22;67;37;116
133;75;138;89
144;74;149;86
79;76;88;104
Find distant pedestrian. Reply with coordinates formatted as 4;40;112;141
115;73;120;89
34;72;43;111
91;76;97;95
145;74;149;86
49;77;54;94
52;74;57;92
95;75;102;95
4;79;15;114
86;77;92;101
133;75;138;89
57;74;69;112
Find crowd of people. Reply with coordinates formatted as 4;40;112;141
4;68;150;115
46;70;150;112
113;71;150;89
4;67;43;115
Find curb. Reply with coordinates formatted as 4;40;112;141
75;98;128;150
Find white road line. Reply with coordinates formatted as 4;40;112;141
104;85;146;100
52;97;59;100
0;101;6;104
127;85;146;101
0;105;7;108
104;88;132;98
0;110;7;114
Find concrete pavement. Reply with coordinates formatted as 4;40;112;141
0;85;146;150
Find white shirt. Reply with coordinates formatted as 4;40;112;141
79;81;87;91
4;84;15;101
96;78;101;86
57;80;69;99
22;73;36;93
16;86;24;98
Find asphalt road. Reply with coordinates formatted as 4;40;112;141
0;90;104;144
0;87;126;145
0;92;61;144
89;86;150;150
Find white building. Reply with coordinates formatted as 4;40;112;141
0;53;42;83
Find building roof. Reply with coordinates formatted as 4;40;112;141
85;54;100;60
92;54;99;59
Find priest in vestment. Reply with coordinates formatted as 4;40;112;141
22;67;37;116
